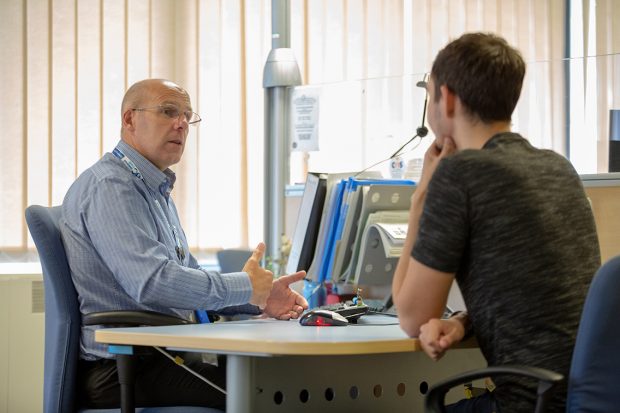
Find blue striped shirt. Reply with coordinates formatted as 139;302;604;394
60;140;254;359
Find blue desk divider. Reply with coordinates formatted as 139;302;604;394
108;345;134;355
302;279;327;308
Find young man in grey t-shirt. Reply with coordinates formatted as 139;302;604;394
392;33;600;413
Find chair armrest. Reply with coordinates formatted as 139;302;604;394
83;310;193;327
425;365;564;413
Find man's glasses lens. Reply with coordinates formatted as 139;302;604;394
133;106;201;125
159;106;201;124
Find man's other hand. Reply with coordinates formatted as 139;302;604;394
244;242;274;309
418;317;465;361
263;271;309;320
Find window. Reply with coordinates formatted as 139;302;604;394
1;0;618;260
0;0;272;259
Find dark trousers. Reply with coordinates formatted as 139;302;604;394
77;351;226;410
446;392;498;413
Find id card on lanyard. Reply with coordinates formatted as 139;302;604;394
112;148;186;262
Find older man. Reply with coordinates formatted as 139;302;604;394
61;79;307;409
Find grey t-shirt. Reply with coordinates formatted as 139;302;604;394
412;133;600;412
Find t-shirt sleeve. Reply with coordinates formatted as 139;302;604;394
412;157;469;273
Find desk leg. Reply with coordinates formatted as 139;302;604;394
107;345;136;413
226;355;252;413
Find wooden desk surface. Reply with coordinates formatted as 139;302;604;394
95;316;422;356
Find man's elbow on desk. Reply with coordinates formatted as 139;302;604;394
392;289;445;338
392;291;430;337
398;322;420;339
393;259;456;337
393;292;449;338
396;312;426;338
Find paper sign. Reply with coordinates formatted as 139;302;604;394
291;89;320;152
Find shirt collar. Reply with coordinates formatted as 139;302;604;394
482;132;523;149
115;140;176;197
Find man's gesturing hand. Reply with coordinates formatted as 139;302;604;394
244;242;273;309
263;271;309;320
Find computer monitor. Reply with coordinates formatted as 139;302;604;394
286;172;327;274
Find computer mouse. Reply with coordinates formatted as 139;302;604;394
299;309;349;326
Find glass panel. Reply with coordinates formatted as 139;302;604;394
288;53;620;181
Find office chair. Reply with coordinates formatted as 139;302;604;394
25;205;222;413
216;248;253;273
565;254;620;411
424;255;620;413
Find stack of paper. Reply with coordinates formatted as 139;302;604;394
371;222;407;257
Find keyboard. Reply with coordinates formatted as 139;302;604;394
322;299;453;319
317;302;370;323
363;299;391;313
314;299;453;322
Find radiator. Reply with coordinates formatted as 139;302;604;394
0;269;44;413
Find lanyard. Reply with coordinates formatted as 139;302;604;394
112;148;186;262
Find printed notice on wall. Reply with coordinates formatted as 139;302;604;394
291;89;320;152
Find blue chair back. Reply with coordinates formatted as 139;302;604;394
26;205;81;413
216;248;252;273
26;205;221;413
566;255;620;412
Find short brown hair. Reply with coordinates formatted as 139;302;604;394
431;32;526;123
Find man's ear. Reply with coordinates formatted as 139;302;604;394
439;85;456;118
122;109;135;132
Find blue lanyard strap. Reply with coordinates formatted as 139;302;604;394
112;148;144;180
112;147;186;262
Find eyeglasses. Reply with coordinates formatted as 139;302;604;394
132;105;202;125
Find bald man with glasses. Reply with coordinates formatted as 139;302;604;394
60;79;308;409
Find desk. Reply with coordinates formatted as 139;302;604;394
96;316;485;413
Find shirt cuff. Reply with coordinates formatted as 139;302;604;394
217;271;253;308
